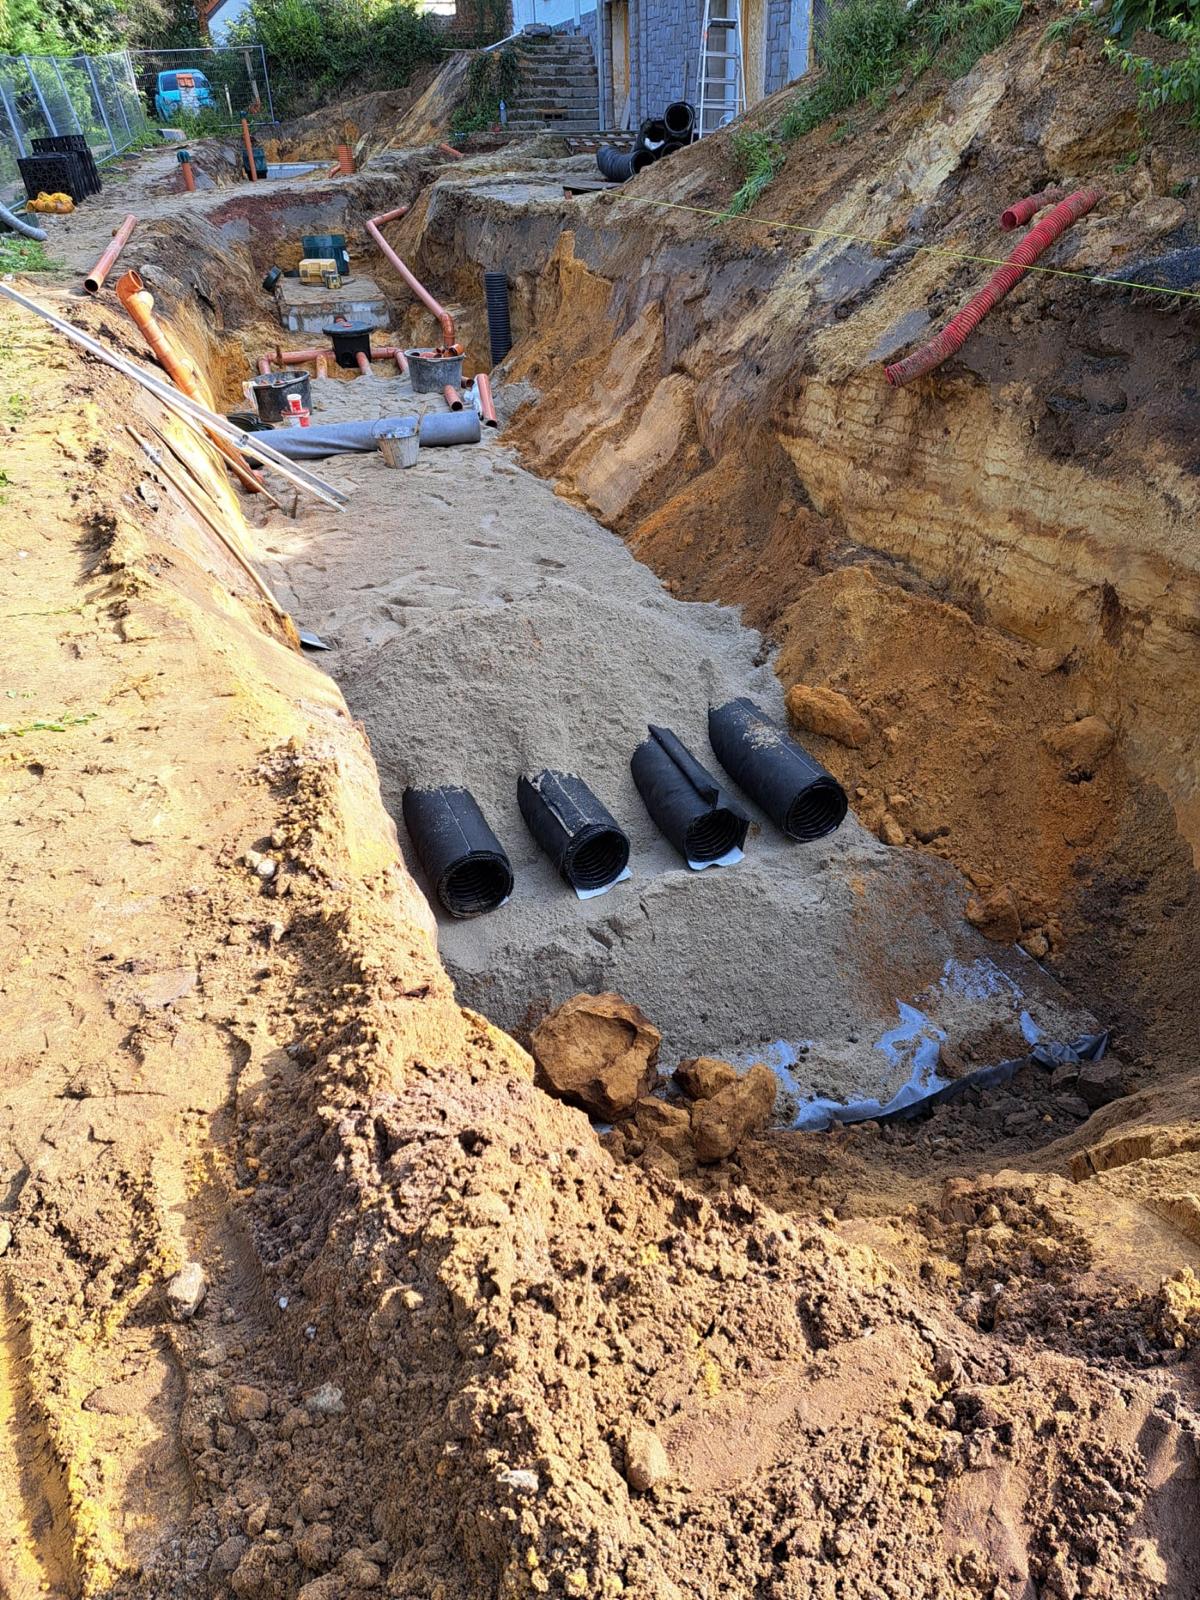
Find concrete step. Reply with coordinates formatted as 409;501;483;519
506;118;602;131
519;72;598;85
511;92;599;106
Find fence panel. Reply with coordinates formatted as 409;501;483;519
0;48;151;201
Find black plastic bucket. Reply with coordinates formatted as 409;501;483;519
631;725;749;864
708;697;848;841
401;785;513;917
518;770;630;892
250;371;311;423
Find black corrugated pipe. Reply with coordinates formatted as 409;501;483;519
518;770;630;892
636;117;670;158
664;101;694;141
631;725;749;864
483;271;512;367
708;698;848;842
402;785;514;917
596;145;653;182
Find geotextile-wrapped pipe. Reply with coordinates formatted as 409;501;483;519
402;785;513;917
419;410;481;447
518;770;630;892
631;725;748;865
708;697;848;842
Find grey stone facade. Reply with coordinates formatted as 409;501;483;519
557;0;807;124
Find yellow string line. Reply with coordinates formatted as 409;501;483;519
612;193;1200;304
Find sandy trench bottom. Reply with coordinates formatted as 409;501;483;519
258;367;1091;1108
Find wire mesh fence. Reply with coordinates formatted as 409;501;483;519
126;46;276;132
0;49;149;199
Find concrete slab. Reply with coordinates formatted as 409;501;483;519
274;274;390;336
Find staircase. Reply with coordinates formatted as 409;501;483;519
505;33;600;133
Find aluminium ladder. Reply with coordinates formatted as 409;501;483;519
695;0;746;136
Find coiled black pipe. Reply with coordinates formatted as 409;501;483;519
401;785;513;918
636;117;670;157
596;145;652;182
483;271;512;367
631;725;749;864
664;101;694;141
708;698;848;842
518;770;630;892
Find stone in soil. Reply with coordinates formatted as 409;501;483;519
531;991;661;1119
691;1063;777;1163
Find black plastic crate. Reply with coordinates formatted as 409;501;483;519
17;151;89;206
31;134;101;195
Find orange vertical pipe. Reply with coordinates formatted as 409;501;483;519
335;142;355;174
84;213;137;293
241;119;258;181
180;160;195;193
356;351;373;376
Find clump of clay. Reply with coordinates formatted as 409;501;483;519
531;991;661;1119
965;886;1022;943
673;1056;738;1100
1042;715;1115;779
785;683;871;748
621;1422;670;1491
691;1063;777;1163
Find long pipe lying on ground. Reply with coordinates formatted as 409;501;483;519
884;188;1104;387
365;205;457;352
84;213;137;293
0;280;347;509
475;372;497;427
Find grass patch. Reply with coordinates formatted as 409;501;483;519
728;0;1023;213
0;234;62;274
0;710;98;738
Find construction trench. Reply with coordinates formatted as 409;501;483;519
1;20;1200;1600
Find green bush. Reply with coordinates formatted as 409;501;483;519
229;0;442;115
1044;0;1200;127
728;0;1024;213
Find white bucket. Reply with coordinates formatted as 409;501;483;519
378;421;419;469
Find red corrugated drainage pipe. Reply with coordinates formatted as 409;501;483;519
365;204;457;353
884;188;1103;388
1000;184;1070;231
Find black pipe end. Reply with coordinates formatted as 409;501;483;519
785;776;849;841
518;770;630;892
683;806;748;864
566;825;630;891
401;784;513;918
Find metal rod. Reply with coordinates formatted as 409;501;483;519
22;55;56;135
0;281;348;508
0;76;27;158
49;58;83;134
83;56;116;153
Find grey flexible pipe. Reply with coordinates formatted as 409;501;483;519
0;201;47;241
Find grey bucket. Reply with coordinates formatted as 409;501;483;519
378;418;420;468
407;350;464;393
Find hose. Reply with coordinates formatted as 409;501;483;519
1000;184;1069;232
401;785;513;918
0;200;47;241
518;770;630;893
631;725;749;865
884;187;1103;387
707;698;847;842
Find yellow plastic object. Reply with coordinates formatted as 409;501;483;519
298;257;338;286
27;191;74;214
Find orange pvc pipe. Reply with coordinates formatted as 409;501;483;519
356;351;373;376
316;356;329;380
475;371;497;427
436;142;464;160
180;160;195;193
335;142;355;174
116;270;260;492
84;213;137;293
241;119;258;181
256;356;272;375
443;384;463;410
278;346;325;363
365;205;456;352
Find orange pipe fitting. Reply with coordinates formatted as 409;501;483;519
180;160;195;193
116;270;261;493
241;119;258;181
84;213;137;294
356;351;373;376
365;205;456;352
475;371;497;427
316;355;329;380
257;356;272;375
443;384;463;410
